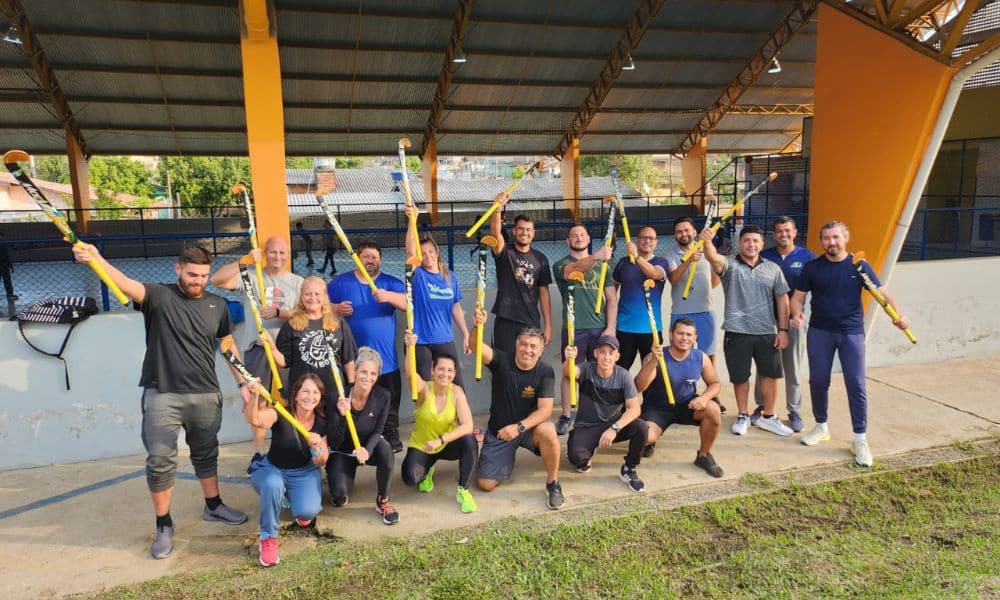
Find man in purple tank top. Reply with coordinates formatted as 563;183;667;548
636;318;724;477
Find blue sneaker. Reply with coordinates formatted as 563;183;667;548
788;411;805;433
749;406;763;425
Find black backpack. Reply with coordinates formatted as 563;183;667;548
16;296;99;389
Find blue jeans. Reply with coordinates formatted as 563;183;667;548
249;457;322;541
807;327;868;433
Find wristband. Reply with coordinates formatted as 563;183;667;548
778;327;788;332
439;435;446;446
309;447;321;457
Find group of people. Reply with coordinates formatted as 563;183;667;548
69;190;909;567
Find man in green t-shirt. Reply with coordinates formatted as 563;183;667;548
552;223;617;435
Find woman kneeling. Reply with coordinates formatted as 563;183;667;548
401;332;478;513
245;373;328;567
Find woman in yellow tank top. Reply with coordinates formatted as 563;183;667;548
401;331;479;513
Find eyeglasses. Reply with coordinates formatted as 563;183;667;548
638;235;656;241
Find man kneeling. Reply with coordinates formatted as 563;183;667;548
638;318;724;477
564;335;648;492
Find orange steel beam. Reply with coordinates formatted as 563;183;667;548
674;0;818;156
66;132;92;234
0;0;89;158
873;0;889;25
419;0;474;157
561;138;580;219
238;0;289;249
554;0;666;158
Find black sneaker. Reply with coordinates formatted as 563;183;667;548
330;495;349;508
694;452;724;478
390;439;404;454
545;480;564;510
619;464;645;493
246;451;265;476
714;398;727;413
556;414;572;436
641;443;656;458
575;459;592;473
376;496;400;525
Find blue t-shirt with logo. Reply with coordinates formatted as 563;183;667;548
413;267;462;345
328;271;405;373
761;245;817;296
795;254;880;335
613;255;670;334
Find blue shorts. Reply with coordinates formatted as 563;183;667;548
560;327;603;365
671;311;717;355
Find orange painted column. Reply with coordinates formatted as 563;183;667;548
66;133;91;233
238;0;289;249
422;137;439;226
681;137;707;214
810;4;952;275
561;138;579;220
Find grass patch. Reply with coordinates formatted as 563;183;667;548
738;471;775;488
88;457;1000;599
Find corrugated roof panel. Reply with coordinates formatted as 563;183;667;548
73;103;169;127
343;109;427;130
652;0;800;31
25;0;238;37
166;105;246;129
709;132;799;151
581;133;680;154
740;87;814;104
0;129;67;154
636;31;769;63
473;0;634;27
161;75;244;102
0;102;62;126
619;60;743;87
717;114;806;132
354;14;454;47
481;56;605;84
440;110;574;133
39;36;152;70
603;88;721;110
588;112;702;133
176;132;250;155
83;130;186;156
437;133;562;156
284;108;351;130
280;48;442;78
58;73;163;99
437;110;506;132
448;84;588;110
282;80;437;105
463;22;620;56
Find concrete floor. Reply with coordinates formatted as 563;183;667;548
1;355;998;599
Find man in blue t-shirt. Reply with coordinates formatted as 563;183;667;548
752;216;816;432
791;221;910;467
328;240;408;452
613;225;670;370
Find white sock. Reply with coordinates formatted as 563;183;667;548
814;421;829;432
853;432;867;443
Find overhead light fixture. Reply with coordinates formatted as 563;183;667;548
623;55;636;71
452;48;467;64
768;57;782;74
3;24;23;46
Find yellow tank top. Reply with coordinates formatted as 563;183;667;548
408;381;457;454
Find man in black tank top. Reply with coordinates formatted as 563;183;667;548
636;319;724;478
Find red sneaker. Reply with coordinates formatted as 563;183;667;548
295;517;313;528
376;496;400;525
259;537;279;567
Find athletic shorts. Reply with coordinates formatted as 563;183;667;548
476;428;541;482
723;331;783;384
642;401;700;430
560;326;603;364
671;311;717;356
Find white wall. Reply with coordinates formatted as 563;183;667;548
1;257;996;470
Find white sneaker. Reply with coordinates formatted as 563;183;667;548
731;415;750;435
800;424;831;446
852;440;873;467
756;415;794;437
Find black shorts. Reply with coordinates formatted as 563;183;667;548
642;403;701;430
723;332;783;384
476;428;541;482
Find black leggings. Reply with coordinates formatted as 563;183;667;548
400;434;478;489
326;437;394;501
616;331;658;371
567;420;649;469
415;341;464;388
377;370;403;445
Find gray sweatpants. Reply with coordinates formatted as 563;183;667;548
141;388;223;493
753;323;806;414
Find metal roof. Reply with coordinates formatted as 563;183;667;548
0;0;994;157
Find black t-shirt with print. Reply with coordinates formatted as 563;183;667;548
140;283;231;393
275;318;357;401
486;349;555;434
491;245;552;326
267;412;326;470
327;384;390;455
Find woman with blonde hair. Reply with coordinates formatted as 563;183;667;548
404;206;471;387
269;276;357;404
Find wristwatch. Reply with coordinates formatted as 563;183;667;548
611;422;621;432
778;327;789;332
516;421;526;434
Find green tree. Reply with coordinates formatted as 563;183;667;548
93;188;125;220
705;154;737;202
158;156;251;214
89;156;155;198
579;155;656;193
285;156;313;169
35;155;70;183
337;157;366;169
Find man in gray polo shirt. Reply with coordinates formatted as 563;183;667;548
701;224;792;437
